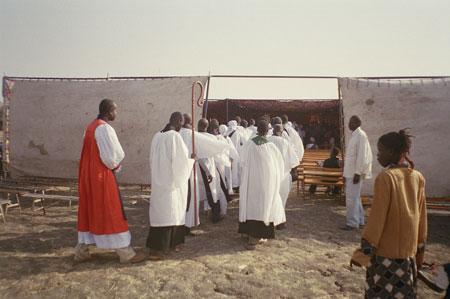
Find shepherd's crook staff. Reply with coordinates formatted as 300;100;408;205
191;81;204;227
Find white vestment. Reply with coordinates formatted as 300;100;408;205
237;125;249;142
269;135;299;208
214;134;234;216
239;137;286;226
219;124;239;194
283;125;304;162
197;132;220;204
149;130;194;227
179;127;228;227
248;125;257;135
227;122;244;188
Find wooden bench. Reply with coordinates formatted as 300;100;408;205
302;167;343;196
296;149;343;195
20;193;79;216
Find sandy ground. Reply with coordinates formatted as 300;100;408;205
0;186;449;299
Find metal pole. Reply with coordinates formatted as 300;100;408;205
203;76;211;118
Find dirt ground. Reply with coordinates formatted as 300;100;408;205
0;186;449;299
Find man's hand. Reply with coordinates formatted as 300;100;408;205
350;259;362;268
353;174;361;184
113;165;122;174
207;175;213;183
191;153;198;161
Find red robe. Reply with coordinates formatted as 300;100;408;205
77;119;129;235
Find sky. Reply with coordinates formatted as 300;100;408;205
1;0;449;99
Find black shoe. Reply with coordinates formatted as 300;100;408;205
340;225;357;231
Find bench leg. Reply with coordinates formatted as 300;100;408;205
0;204;5;223
31;190;46;217
16;194;22;213
41;191;46;216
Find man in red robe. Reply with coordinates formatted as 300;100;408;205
75;99;146;264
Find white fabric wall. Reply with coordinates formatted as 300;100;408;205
7;77;207;185
339;77;450;197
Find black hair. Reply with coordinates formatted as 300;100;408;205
170;111;183;123
257;120;269;135
281;115;288;124
272;116;282;126
331;147;340;157
99;99;115;115
378;129;414;169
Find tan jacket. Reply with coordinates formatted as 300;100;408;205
352;167;427;266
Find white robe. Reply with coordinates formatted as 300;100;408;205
197;132;220;204
228;129;245;188
237;126;249;142
248;125;257;135
283;125;304;162
222;136;239;194
149;130;194;227
269;135;299;208
239;138;286;226
179;128;228;227
214;134;233;216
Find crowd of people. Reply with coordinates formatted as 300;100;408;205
74;99;449;298
291;121;340;150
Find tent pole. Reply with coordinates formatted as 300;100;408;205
203;76;211;118
226;98;229;123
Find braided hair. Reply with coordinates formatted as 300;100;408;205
378;129;415;169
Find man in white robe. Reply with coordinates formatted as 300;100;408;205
196;118;224;223
219;124;239;195
248;119;257;135
235;116;249;142
210;121;233;217
281;115;304;162
227;120;244;191
238;120;285;250
269;124;299;208
179;114;227;235
146;112;195;260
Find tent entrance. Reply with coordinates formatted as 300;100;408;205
205;98;342;150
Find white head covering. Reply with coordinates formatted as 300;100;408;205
287;121;292;128
228;120;237;131
219;124;228;136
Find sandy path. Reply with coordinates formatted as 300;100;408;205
0;188;448;298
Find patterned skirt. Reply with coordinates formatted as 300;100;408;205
365;255;417;299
